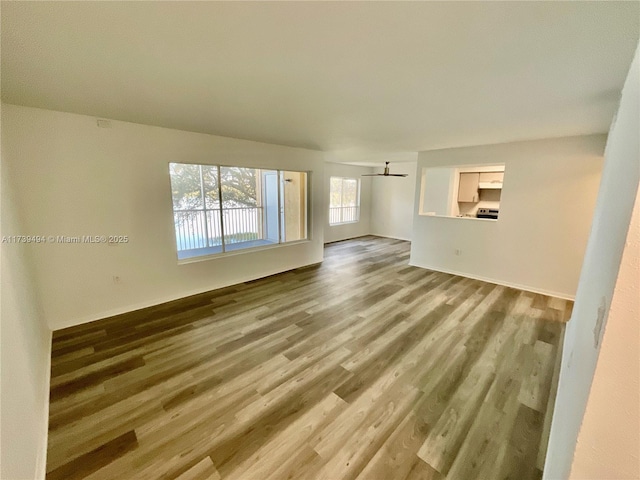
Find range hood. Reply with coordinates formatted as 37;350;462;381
478;181;503;189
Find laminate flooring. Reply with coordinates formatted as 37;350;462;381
46;236;570;480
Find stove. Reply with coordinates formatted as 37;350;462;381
477;208;499;219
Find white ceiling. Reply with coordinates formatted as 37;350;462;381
1;2;638;165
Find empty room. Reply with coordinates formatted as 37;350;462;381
1;2;639;480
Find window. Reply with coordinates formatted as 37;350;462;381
329;176;360;225
419;165;505;220
170;163;308;260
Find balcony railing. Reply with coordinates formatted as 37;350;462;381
174;207;263;251
329;206;360;225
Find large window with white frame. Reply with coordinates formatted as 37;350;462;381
170;163;308;260
329;176;360;225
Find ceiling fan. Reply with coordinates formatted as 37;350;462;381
362;162;408;177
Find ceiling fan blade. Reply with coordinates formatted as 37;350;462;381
361;162;408;177
361;173;408;177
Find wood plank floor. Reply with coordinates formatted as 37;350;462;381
46;236;570;480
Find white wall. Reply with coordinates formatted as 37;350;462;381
545;44;639;480
370;161;417;241
323;163;373;243
419;166;453;217
570;187;639;479
410;136;605;299
2;105;325;330
1;137;52;479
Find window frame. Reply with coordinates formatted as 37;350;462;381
169;162;310;262
329;176;361;226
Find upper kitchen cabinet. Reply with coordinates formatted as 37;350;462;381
458;173;480;202
458;170;505;202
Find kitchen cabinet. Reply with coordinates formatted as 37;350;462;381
458;172;479;202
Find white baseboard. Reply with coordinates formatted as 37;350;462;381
52;260;324;331
324;234;371;245
369;233;412;242
324;233;411;245
408;261;575;301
